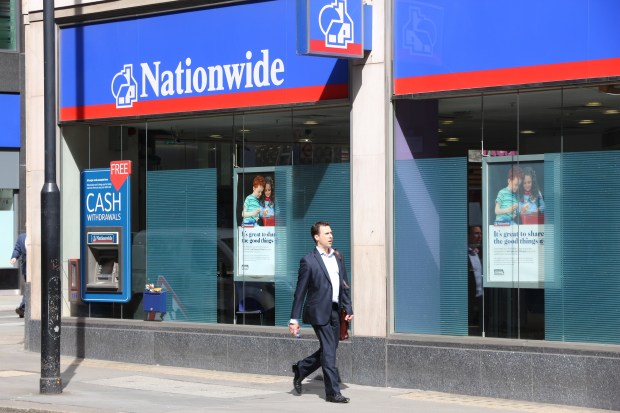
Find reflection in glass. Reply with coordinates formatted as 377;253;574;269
395;85;620;343
62;106;350;325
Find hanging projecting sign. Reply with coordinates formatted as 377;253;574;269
297;0;365;58
59;0;349;121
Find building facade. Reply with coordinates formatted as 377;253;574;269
0;0;24;292
23;0;620;410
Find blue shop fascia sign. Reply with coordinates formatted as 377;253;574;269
60;0;350;122
393;0;620;95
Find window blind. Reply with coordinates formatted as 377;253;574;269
544;152;620;344
394;157;468;335
146;169;217;323
274;164;351;326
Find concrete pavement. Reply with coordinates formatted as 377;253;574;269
0;292;615;413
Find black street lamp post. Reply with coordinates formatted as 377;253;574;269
40;0;62;395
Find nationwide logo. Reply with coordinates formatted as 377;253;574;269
110;49;285;109
111;64;139;109
319;0;354;49
403;5;439;57
87;233;118;244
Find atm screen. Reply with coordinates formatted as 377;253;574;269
94;249;119;283
99;258;117;276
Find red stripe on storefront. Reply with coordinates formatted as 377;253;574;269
60;84;349;121
309;40;362;56
394;58;620;95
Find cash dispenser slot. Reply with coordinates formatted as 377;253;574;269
85;229;123;292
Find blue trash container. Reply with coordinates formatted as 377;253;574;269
143;291;167;320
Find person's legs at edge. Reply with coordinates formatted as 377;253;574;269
15;275;25;318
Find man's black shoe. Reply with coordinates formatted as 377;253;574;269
15;307;24;318
292;363;302;394
326;393;350;403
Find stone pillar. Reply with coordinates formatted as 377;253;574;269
350;0;389;337
24;12;45;322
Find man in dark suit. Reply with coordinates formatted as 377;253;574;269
289;221;353;403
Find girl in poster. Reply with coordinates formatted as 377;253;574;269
261;177;276;226
519;167;545;224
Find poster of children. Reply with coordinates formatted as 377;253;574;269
484;158;545;288
235;171;277;282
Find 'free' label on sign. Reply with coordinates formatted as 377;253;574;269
110;160;132;191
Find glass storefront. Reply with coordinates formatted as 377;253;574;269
62;105;350;326
394;84;620;344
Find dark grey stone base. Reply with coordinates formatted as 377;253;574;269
24;319;620;410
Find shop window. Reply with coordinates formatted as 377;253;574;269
394;85;620;345
63;106;351;326
144;108;350;326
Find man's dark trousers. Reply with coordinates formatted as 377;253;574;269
297;303;341;395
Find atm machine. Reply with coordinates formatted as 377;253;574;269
84;228;123;292
80;165;132;303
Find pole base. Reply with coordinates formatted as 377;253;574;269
40;377;63;394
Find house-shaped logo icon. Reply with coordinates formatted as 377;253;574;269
319;0;354;49
111;64;139;109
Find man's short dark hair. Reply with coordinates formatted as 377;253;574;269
311;221;330;244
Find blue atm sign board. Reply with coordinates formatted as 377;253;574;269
60;0;348;121
297;0;364;58
80;164;131;302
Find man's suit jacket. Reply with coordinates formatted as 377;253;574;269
290;248;353;326
11;233;26;275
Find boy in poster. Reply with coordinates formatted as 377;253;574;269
494;166;523;225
